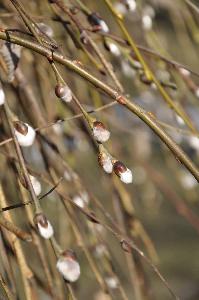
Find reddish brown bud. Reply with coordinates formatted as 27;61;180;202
93;121;110;143
62;249;77;261
93;121;104;129
34;213;48;228
14;121;28;136
113;161;133;184
113;161;127;175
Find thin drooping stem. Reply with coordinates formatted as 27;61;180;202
4;103;42;213
0;101;196;148
0;149;179;300
0;31;198;181
0;184;35;300
51;0;124;91
103;0;198;134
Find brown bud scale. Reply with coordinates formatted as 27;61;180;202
34;213;48;228
14;121;28;136
55;84;69;99
93;121;106;130
62;249;76;261
113;161;127;175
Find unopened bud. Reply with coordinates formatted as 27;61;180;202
14;121;36;147
34;213;54;239
56;250;80;282
55;84;72;103
93;121;110;143
113;161;133;184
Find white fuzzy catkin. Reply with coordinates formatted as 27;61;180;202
14;123;36;147
38;220;54;239
175;115;185;126
72;195;85;208
99;20;109;33
101;155;113;174
72;191;89;208
120;168;133;184
29;175;41;196
55;85;72;103
56;256;80;282
61;87;72;103
126;0;137;11
93;124;110;143
108;43;121;57
142;15;153;30
80;191;89;203
114;0;136;15
0;87;5;105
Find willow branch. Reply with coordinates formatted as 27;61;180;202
0;31;198;182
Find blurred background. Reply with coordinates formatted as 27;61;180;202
0;0;199;299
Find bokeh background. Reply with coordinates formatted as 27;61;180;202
0;0;199;299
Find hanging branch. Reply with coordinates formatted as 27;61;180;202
0;30;198;182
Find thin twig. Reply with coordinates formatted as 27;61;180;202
0;31;198;181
